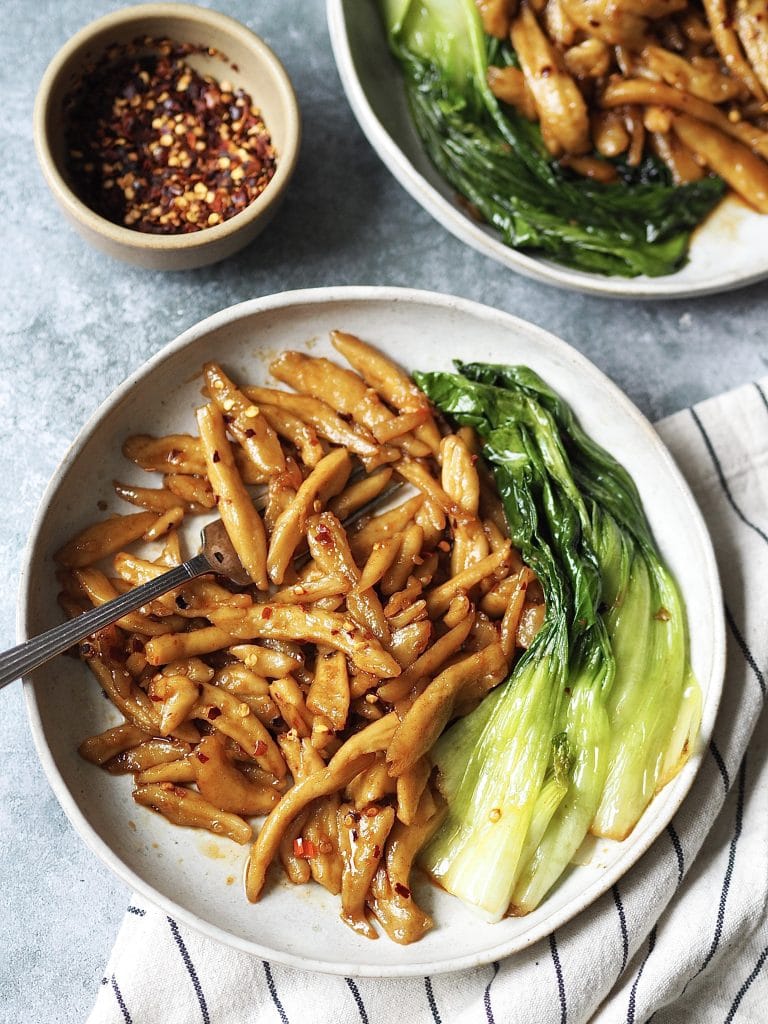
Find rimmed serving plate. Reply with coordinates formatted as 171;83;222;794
20;286;724;976
327;0;768;300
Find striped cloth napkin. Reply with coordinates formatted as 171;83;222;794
88;378;768;1024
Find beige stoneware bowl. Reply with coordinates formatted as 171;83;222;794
33;3;300;270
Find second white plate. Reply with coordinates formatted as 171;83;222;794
327;0;768;299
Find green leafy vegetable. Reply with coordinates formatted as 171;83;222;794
381;0;725;277
415;363;698;917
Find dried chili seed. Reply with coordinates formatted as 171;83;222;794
63;37;277;235
394;882;411;899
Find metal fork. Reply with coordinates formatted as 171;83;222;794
1;481;403;691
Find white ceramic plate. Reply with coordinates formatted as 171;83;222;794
21;287;724;976
327;0;768;299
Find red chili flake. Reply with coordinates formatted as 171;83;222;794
261;607;273;620
372;844;381;858
253;740;267;756
207;707;222;720
394;882;411;899
315;522;333;546
150;694;163;702
197;752;210;763
244;428;255;438
364;806;379;818
293;837;318;859
470;454;479;464
212;450;220;463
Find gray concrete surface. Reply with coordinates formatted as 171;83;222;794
0;2;765;1022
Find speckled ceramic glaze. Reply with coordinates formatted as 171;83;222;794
327;0;768;300
19;288;724;976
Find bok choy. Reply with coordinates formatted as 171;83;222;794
381;0;725;277
414;363;698;919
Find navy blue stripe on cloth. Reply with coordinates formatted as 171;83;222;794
483;961;499;1024
626;926;656;1024
263;962;289;1024
425;976;441;1023
710;739;730;792
345;978;369;1024
126;905;145;917
695;757;748;979
612;885;629;974
724;942;768;1023
666;824;684;885
755;381;768;415
167;918;210;1024
725;604;766;701
111;974;132;1024
689;407;768;546
550;932;567;1024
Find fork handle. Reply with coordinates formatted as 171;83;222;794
2;553;211;691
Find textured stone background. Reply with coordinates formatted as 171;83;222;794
1;2;766;1021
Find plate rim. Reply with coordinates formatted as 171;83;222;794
19;285;726;976
326;0;768;300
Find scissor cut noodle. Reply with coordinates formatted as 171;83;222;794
65;334;542;942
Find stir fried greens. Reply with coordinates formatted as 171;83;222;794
414;362;699;920
381;0;725;277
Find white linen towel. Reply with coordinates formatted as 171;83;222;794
88;378;768;1024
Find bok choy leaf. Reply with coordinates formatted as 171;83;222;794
415;363;698;917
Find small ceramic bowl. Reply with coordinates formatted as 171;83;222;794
33;4;300;271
